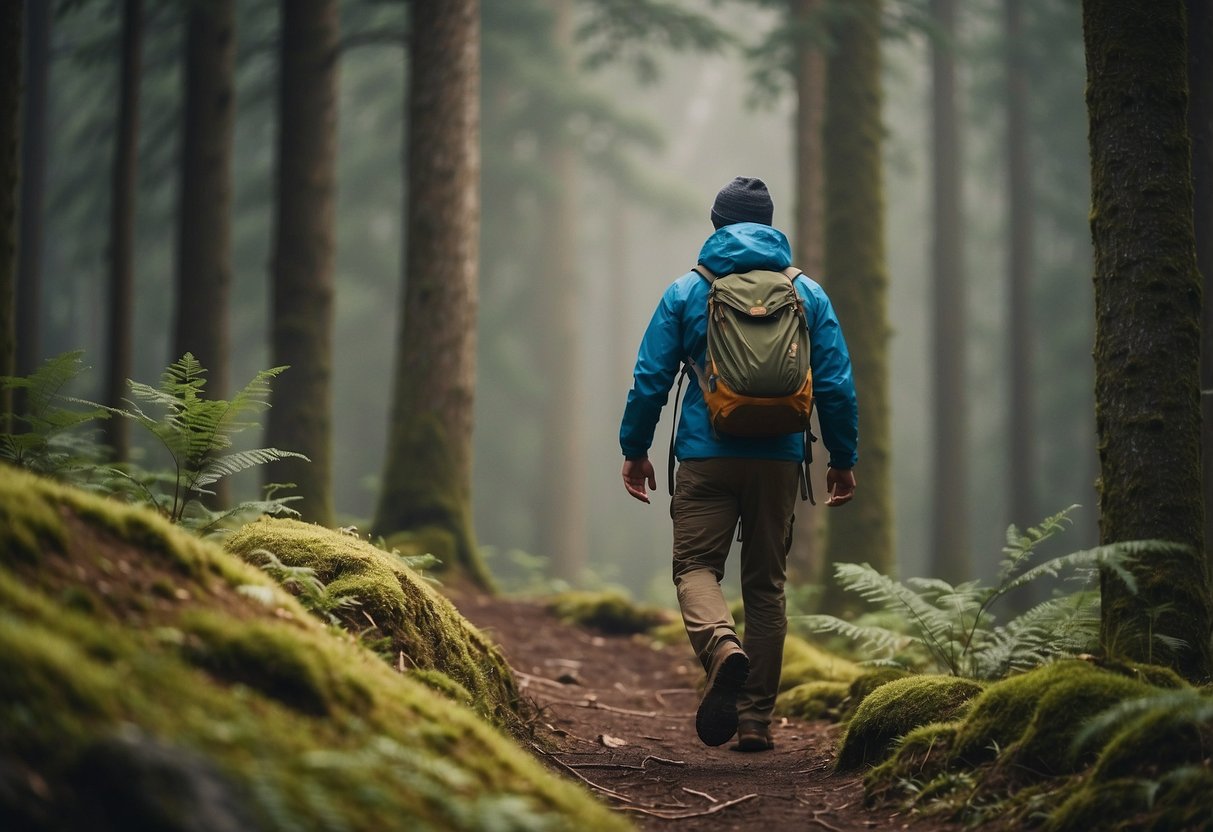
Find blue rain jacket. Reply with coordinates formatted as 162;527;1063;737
619;223;859;468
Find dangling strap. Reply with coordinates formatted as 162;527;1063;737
668;363;690;496
802;399;818;504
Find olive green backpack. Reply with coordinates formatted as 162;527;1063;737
668;263;816;501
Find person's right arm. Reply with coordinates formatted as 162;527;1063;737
619;283;686;498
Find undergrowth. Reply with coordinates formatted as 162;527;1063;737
799;507;1183;679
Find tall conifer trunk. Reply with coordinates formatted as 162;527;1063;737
0;0;21;432
787;0;828;587
265;0;339;525
929;0;968;583
538;0;586;584
174;0;235;400
1005;0;1034;534
104;0;143;462
17;0;48;382
819;0;893;613
1085;0;1212;681
1190;0;1213;578
373;0;489;588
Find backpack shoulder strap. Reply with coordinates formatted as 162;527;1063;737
782;266;804;281
693;264;716;282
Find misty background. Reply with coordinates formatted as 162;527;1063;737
31;0;1096;604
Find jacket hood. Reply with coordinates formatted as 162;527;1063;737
697;223;792;276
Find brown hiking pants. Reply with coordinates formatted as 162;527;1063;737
671;458;800;728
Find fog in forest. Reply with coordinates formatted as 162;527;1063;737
32;0;1097;605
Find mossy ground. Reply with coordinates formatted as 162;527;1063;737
858;659;1209;829
0;469;629;832
225;519;518;728
836;675;983;771
546;590;673;635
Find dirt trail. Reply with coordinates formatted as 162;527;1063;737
455;594;955;832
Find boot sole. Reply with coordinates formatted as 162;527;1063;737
695;652;750;747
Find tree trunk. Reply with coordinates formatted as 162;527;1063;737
174;1;234;399
104;0;143;462
1085;0;1212;681
17;0;48;383
1191;0;1213;580
538;0;586;585
0;0;21;433
1005;0;1034;534
787;0;828;588
929;0;968;583
373;0;489;588
174;0;234;507
265;0;338;526
819;0;893;614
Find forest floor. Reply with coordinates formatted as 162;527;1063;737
454;593;960;832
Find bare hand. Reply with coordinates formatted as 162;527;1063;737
622;457;657;504
826;467;856;507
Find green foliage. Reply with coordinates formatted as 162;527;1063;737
239;548;362;628
546;589;672;635
99;354;306;531
0;351;108;476
799;507;1172;679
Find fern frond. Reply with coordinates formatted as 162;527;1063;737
797;613;921;655
193;448;309;489
996;539;1163;599
832;563;963;673
997;504;1079;583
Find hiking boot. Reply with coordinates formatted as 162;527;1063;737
732;720;774;752
696;640;749;746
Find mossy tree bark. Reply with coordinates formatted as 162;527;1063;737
174;0;234;507
103;0;142;463
0;0;20;433
17;0;48;383
819;0;893;614
1005;0;1035;534
1191;0;1213;578
1084;0;1213;681
264;0;338;526
373;0;490;588
787;0;828;588
929;0;969;584
538;0;587;585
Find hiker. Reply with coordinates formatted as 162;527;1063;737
619;176;858;752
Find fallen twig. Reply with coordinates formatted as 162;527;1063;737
618;792;758;820
641;755;686;767
563;754;686;772
531;743;634;804
682;787;717;803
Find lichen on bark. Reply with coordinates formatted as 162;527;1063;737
1084;0;1212;681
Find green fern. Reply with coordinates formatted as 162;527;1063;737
98;354;307;525
0;351;108;476
798;507;1176;679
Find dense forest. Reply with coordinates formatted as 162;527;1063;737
2;0;1212;830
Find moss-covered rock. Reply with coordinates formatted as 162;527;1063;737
0;469;629;832
836;675;983;771
775;680;851;721
1045;687;1213;830
840;667;911;722
225;518;518;727
780;634;862;690
546;590;673;635
865;721;961;806
951;660;1153;770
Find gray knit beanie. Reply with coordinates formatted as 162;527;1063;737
710;176;774;229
